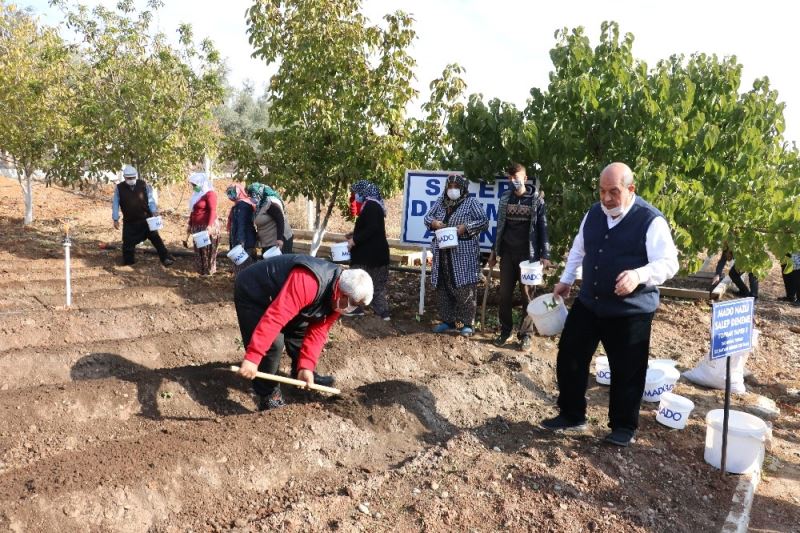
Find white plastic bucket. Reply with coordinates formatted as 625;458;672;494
642;368;668;403
519;261;544;286
262;246;282;259
146;216;163;231
649;360;681;394
434;227;458;249
527;294;568;336
595;356;611;385
704;409;769;473
649;359;678;370
656;392;695;429
330;242;350;262
226;244;249;266
192;230;211;248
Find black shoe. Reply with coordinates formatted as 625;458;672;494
313;373;335;387
257;389;286;411
777;296;796;302
540;415;587;432
792;300;800;308
162;257;175;267
603;429;636;447
494;333;510;347
342;306;365;317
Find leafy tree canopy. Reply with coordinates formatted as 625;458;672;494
448;21;800;275
0;1;75;224
49;0;225;185
246;0;417;246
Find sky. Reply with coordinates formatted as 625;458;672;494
23;0;800;145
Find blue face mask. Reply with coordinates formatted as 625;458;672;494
354;193;364;203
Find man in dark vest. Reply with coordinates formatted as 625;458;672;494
234;255;373;410
112;165;174;266
540;162;678;446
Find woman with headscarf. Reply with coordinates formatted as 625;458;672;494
346;180;391;319
424;174;489;336
225;183;258;275
187;172;219;276
247;183;294;255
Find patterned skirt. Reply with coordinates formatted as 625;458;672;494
190;221;220;276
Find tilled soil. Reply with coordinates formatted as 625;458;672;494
0;177;798;532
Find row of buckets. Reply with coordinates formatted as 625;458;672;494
595;357;770;474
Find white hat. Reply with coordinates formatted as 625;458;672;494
123;165;138;178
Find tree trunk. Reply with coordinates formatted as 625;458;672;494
306;197;315;230
309;178;343;257
310;197;324;257
19;166;34;225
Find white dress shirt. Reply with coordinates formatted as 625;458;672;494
560;195;679;286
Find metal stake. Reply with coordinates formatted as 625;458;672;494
721;356;732;475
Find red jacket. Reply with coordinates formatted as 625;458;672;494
189;191;218;227
244;267;341;372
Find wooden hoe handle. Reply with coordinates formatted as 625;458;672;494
229;366;341;395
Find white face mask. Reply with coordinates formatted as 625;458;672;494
601;203;624;217
511;179;524;191
446;189;461;201
125;178;137;186
335;296;358;314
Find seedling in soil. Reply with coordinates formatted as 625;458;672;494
160;391;173;400
543;297;559;311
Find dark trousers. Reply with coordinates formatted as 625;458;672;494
233;286;306;397
498;251;532;338
122;221;170;265
781;265;799;300
556;298;655;432
729;265;758;298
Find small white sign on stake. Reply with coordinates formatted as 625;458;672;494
710;297;754;360
709;296;754;475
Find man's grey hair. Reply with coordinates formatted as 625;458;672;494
601;162;634;186
339;268;374;306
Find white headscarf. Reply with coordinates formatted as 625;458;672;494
188;172;212;211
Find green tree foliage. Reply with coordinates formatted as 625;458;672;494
214;82;271;182
246;0;416;253
449;21;800;274
0;1;74;224
407;63;467;170
49;0;225;185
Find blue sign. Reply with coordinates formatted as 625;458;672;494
400;170;513;251
710;298;754;360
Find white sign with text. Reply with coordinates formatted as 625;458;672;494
400;170;512;251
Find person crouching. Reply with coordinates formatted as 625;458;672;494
234;255;373;410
